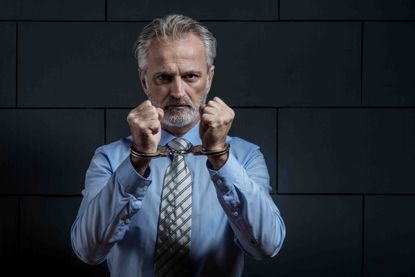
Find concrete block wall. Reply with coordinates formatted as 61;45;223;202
1;1;414;275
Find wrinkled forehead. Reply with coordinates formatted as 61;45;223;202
146;34;208;71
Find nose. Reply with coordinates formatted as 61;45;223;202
169;77;186;98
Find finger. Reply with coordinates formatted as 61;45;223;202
138;99;152;109
201;105;218;115
130;105;158;124
127;108;142;123
212;97;233;114
213;96;227;106
131;100;151;115
201;113;216;125
148;121;161;133
205;99;222;109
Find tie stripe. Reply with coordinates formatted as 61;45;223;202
156;245;190;276
157;202;192;244
159;185;192;226
163;156;185;179
161;170;191;203
154;138;192;277
155;224;191;265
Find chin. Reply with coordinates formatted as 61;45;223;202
162;116;197;128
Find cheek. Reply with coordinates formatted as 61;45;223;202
148;88;169;104
187;83;205;98
191;78;209;92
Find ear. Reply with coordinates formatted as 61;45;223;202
139;69;150;97
205;65;215;93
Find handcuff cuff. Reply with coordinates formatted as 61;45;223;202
130;143;230;159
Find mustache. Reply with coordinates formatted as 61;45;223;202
162;97;194;108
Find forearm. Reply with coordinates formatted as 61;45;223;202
71;155;151;264
209;151;285;259
226;182;285;259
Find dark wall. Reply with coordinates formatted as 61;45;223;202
1;0;414;276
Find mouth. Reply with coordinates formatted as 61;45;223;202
165;105;190;109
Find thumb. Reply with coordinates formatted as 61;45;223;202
199;103;206;119
156;107;164;121
198;104;208;135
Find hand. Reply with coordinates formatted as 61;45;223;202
199;97;235;169
127;100;164;174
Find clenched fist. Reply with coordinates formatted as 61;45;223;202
199;97;235;169
127;100;164;174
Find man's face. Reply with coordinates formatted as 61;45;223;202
139;33;214;129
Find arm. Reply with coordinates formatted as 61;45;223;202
71;147;151;264
208;145;285;259
71;100;163;264
200;97;285;259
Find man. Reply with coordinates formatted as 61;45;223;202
71;14;285;277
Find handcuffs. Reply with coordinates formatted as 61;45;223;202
130;143;230;159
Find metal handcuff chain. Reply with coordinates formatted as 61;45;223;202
130;143;230;159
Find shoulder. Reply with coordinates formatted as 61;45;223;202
93;136;132;169
96;136;132;154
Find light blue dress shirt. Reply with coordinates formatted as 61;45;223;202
71;122;285;277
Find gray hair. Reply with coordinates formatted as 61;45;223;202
133;14;217;70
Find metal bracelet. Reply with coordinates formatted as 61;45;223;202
130;143;230;159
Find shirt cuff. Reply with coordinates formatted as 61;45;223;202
114;156;152;199
207;153;242;191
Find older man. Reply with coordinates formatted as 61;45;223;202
71;14;285;277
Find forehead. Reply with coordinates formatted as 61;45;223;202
146;33;207;71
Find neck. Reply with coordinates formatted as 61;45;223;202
162;119;198;137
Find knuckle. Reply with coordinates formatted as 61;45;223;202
202;114;210;122
229;108;235;117
140;100;151;108
136;121;146;129
127;112;137;123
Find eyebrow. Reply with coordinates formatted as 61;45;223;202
182;70;202;75
153;70;202;76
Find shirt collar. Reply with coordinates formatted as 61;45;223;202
159;121;202;147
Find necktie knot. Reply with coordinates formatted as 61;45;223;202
167;138;192;152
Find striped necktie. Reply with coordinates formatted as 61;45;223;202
154;138;193;277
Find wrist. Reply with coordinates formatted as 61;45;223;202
130;155;151;176
132;141;158;154
207;152;229;170
131;138;158;154
203;141;227;151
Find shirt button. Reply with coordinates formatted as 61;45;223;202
232;211;238;217
217;178;223;185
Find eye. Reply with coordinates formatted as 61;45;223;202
155;74;172;83
183;73;200;82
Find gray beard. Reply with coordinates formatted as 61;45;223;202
149;93;207;128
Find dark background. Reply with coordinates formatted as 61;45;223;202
1;0;415;276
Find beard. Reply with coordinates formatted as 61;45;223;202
149;92;207;127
